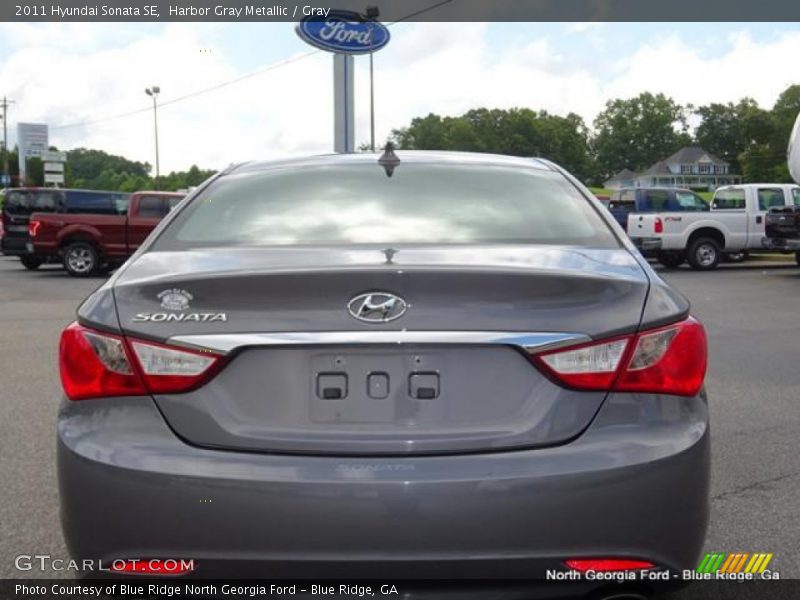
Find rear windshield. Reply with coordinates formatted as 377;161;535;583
154;163;619;248
3;190;63;215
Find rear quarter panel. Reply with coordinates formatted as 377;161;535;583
56;215;128;257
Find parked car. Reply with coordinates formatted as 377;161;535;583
790;110;800;184
627;183;800;270
1;188;131;270
764;111;800;264
763;195;800;264
608;187;709;231
28;191;184;276
57;151;710;592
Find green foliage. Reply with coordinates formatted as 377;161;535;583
592;92;691;181
391;107;594;181
57;147;214;192
694;99;773;174
25;156;44;186
694;86;800;184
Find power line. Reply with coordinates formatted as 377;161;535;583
50;49;322;130
49;0;456;132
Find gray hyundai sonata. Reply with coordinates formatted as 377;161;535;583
57;150;709;591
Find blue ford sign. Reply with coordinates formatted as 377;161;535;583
296;10;390;55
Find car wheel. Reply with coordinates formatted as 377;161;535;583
19;255;42;270
63;242;99;277
687;237;721;271
657;252;684;269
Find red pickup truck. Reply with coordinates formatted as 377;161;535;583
28;191;184;276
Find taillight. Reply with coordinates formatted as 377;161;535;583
654;217;664;234
0;220;5;239
59;323;146;400
129;339;222;394
565;558;655;572
537;337;629;390
29;219;41;237
532;317;707;397
59;322;224;401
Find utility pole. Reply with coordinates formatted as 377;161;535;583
1;96;15;189
144;86;161;188
364;6;380;152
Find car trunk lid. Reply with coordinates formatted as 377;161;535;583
109;245;650;455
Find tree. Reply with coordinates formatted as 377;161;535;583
25;157;44;186
66;148;150;188
734;84;800;183
390;107;594;181
592;92;691;181
694;99;772;174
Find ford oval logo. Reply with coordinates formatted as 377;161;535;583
347;292;407;323
296;11;391;55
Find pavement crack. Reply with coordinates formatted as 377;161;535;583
712;470;800;502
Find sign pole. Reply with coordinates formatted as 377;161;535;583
333;53;355;153
1;96;15;188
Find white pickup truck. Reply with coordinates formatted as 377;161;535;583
627;183;800;270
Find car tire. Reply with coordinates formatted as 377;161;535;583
687;237;721;271
20;256;42;270
63;242;99;277
657;252;684;269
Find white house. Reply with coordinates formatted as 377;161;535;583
604;147;742;191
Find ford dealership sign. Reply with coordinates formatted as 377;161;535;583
296;10;390;55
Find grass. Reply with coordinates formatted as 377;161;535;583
588;187;613;196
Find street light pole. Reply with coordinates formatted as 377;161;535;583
1;96;15;189
369;31;375;152
145;86;161;188
365;6;379;152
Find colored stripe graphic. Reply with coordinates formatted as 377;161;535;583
733;553;749;573
720;554;736;573
699;553;775;574
710;553;726;573
696;553;713;573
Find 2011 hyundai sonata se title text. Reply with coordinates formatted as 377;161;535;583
56;150;710;593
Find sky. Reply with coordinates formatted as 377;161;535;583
0;21;799;173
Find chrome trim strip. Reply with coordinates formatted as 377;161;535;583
168;331;591;355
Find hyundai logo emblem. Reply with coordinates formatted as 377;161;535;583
347;292;407;323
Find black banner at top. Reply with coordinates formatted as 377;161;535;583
3;0;800;22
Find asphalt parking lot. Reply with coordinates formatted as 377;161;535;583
0;255;798;593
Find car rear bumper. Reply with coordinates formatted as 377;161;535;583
58;392;710;582
1;236;29;256
762;236;800;250
630;237;663;252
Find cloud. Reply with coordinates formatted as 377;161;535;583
1;23;799;173
605;30;800;109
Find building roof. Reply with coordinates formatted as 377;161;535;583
640;160;672;176
663;146;728;166
606;168;638;182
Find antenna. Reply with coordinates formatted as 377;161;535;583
378;142;400;177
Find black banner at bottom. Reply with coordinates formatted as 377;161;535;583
2;580;800;600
